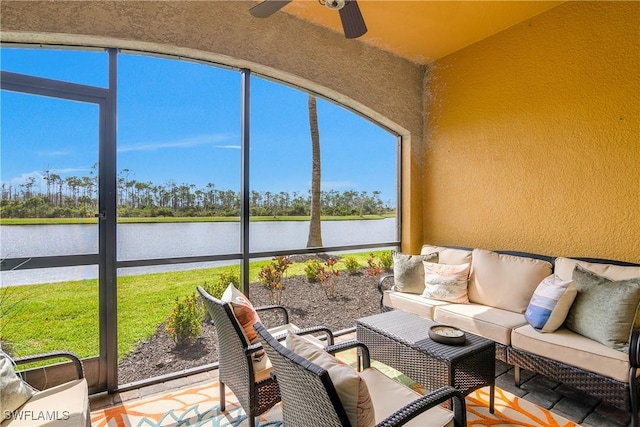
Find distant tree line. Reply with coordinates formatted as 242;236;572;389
0;168;393;219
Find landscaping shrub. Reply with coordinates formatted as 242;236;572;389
317;257;340;298
379;251;393;270
304;259;322;282
258;256;292;304
343;256;360;275
165;292;204;348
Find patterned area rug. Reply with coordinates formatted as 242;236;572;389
91;380;580;427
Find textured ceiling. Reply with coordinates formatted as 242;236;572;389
267;0;564;64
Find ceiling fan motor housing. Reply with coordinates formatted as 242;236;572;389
323;0;346;11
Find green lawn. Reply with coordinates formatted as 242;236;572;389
0;251;388;360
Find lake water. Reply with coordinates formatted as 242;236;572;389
1;218;396;285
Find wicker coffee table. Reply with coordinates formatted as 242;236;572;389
357;310;495;412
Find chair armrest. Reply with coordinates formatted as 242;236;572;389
246;342;265;357
13;351;85;380
376;385;467;427
255;304;289;325
295;325;335;346
630;328;640;368
326;340;371;370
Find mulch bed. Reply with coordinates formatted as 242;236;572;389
118;269;385;384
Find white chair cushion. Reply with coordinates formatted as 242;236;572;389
360;368;454;427
3;379;88;427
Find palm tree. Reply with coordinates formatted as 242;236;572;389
306;95;323;248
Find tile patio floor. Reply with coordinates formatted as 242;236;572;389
90;331;634;427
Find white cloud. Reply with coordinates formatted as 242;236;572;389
118;134;235;153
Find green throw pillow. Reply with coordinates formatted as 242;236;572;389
565;265;640;352
391;251;438;294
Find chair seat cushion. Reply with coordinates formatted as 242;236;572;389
359;368;454;427
2;379;89;427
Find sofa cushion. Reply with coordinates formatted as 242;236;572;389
433;303;527;345
565;265;640;352
382;291;450;320
421;245;472;265
468;249;552;313
555;257;640;282
0;351;34;417
421;262;470;303
287;333;374;427
3;379;89;427
359;368;454;426
511;324;632;383
524;274;577;333
391;251;438;294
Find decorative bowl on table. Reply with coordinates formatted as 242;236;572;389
429;325;466;345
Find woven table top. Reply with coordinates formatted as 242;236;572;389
357;310;495;363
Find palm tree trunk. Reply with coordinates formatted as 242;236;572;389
306;95;323;248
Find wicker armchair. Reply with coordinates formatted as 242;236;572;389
254;322;467;427
197;286;334;427
6;352;90;427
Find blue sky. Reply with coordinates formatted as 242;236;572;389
1;47;397;205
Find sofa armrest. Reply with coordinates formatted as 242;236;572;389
377;274;395;310
630;328;640;368
13;351;85;380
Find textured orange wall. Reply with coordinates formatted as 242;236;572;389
424;1;640;262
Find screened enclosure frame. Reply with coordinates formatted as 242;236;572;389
0;44;402;393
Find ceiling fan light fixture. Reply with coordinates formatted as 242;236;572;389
320;0;346;11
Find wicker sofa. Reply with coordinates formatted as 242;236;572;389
377;245;640;426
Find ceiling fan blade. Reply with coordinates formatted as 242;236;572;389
250;0;292;18
339;0;367;39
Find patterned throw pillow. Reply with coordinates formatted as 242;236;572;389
565;265;640;352
525;274;576;332
420;262;471;303
221;284;266;364
1;351;35;414
287;333;375;427
391;251;438;294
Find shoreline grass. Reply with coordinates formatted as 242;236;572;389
0;251;388;361
0;214;393;226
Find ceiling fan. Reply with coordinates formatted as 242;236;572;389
250;0;367;39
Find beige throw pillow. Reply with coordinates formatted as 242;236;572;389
1;351;35;415
565;265;640;352
391;251;438;294
421;262;471;303
287;333;375;427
